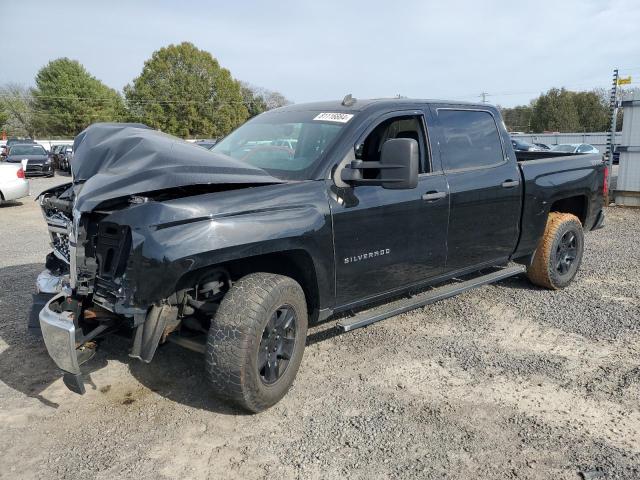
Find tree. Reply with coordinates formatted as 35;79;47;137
31;58;124;137
572;91;609;131
530;88;581;132
259;88;291;110
0;103;8;130
240;81;267;118
499;103;534;132
239;82;292;119
124;42;248;138
0;83;36;137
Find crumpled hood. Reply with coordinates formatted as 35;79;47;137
71;123;285;212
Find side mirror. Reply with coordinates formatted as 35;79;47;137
340;138;419;190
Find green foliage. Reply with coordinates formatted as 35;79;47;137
502;88;609;133
530;88;580;132
0;83;36;137
499;104;534;132
32;58;124;137
124;42;248;138
240;81;268;118
0;102;8;128
240;81;292;119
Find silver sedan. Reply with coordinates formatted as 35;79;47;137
551;143;600;154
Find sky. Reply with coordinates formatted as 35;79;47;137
3;0;640;107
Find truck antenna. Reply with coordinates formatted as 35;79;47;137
342;94;357;107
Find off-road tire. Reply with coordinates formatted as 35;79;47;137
527;212;584;289
206;273;308;413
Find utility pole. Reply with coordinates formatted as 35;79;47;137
480;92;489;103
605;68;619;197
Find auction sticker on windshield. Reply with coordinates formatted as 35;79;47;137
313;112;354;123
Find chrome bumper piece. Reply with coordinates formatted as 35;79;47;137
36;269;70;295
39;293;81;375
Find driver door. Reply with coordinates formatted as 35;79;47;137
329;110;449;308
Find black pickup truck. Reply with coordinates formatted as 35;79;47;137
37;98;606;412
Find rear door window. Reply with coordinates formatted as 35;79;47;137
437;109;505;171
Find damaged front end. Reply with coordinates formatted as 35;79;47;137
37;122;283;394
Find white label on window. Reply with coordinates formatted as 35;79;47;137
313;112;354;123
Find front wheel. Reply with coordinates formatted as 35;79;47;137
206;273;308;412
527;212;584;289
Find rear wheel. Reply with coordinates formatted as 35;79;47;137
527;212;584;289
206;273;308;412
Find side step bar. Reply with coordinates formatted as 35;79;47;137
336;265;526;332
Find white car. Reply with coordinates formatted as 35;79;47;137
0;163;29;202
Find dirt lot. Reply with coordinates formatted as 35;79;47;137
0;173;638;480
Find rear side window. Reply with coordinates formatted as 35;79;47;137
437;109;504;171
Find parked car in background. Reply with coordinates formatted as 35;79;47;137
0;163;29;202
5;144;54;177
194;139;217;150
511;138;541;152
1;145;7;159
6;137;36;147
551;144;599;154
50;145;64;168
533;143;551;150
58;144;73;171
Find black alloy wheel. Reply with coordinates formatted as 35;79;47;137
258;305;297;384
555;230;577;275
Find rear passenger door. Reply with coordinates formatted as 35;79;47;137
430;106;522;271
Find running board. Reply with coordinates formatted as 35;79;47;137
336;265;526;332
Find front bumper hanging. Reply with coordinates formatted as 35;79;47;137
39;293;98;394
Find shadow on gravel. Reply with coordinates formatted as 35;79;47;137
0;201;24;208
0;263;76;408
493;273;542;291
0;262;247;415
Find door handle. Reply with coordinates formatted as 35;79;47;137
422;191;447;201
501;179;520;188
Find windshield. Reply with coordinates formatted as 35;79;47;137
212;110;350;180
552;144;576;153
9;145;46;156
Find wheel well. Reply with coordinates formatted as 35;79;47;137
550;196;587;225
180;250;321;322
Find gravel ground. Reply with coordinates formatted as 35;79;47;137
0;172;638;480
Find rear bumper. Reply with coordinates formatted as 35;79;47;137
39;293;81;375
0;178;29;201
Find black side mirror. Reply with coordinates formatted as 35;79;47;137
340;138;419;190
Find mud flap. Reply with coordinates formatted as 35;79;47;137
129;305;178;363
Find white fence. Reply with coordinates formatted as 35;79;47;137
512;132;622;153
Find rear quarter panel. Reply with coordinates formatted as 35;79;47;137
513;154;605;259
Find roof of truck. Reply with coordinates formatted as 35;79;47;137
273;98;489;113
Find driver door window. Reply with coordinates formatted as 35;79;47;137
357;115;430;174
